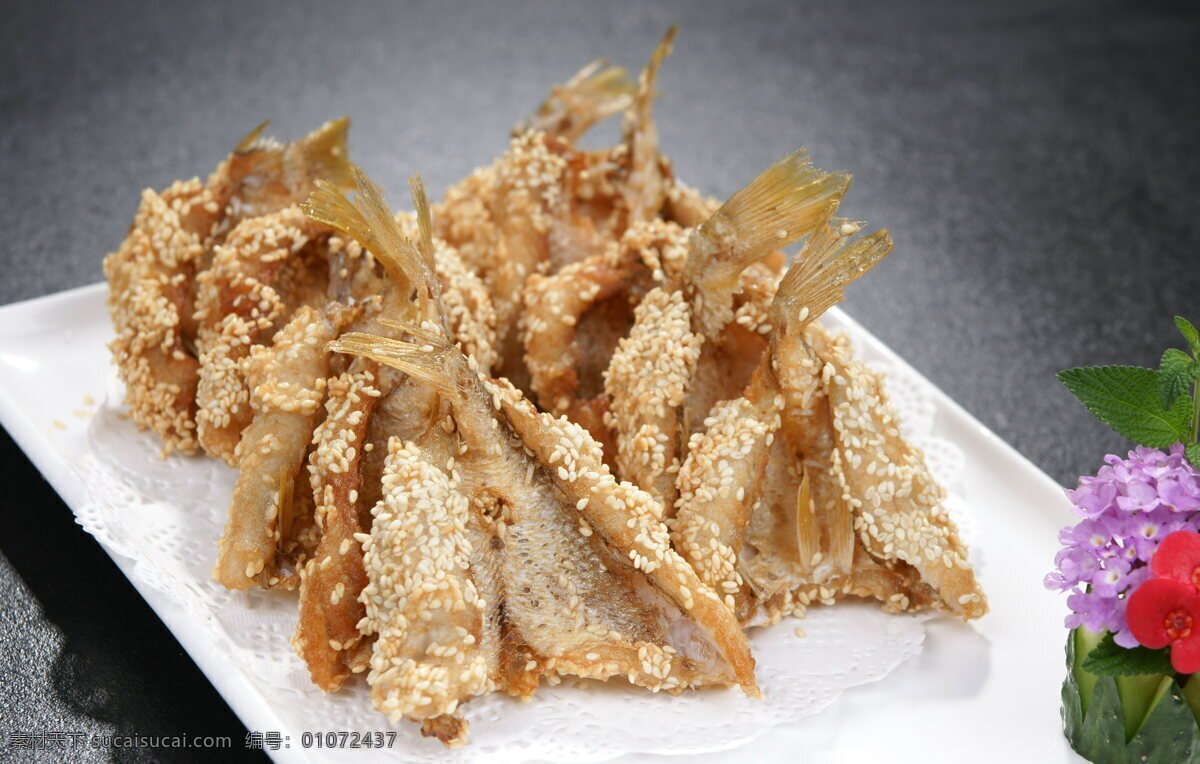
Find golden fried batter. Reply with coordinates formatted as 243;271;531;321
102;31;988;750
606;151;849;511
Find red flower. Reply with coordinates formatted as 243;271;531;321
1127;578;1200;672
1151;530;1200;592
1127;531;1200;673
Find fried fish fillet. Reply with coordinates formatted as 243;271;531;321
359;439;490;748
104;118;352;455
605;151;849;512
673;220;891;622
332;330;760;700
811;325;988;619
213;302;358;590
192;208;337;464
293;168;498;693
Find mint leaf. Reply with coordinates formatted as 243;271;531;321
1159;348;1200;410
1177;316;1200;357
1187;443;1200;469
1058;366;1193;448
1082;632;1173;677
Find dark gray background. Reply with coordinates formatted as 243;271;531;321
2;0;1198;760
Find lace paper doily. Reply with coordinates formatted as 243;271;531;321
67;347;977;762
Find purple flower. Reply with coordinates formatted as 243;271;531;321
1047;444;1200;637
1090;557;1130;597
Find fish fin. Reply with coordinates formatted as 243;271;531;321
682;151;850;338
631;26;676;115
297;117;354;189
827;492;857;582
640;26;677;100
517;59;636;141
328;331;459;399
795;466;819;576
685;151;850;288
303;166;439;318
719;151;848;252
568;58;636;105
407;174;442;302
769;219;892;336
273;463;296;566
234;119;272;154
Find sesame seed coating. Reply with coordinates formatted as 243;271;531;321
811;324;986;620
102;182;209;454
294;368;379;692
99;39;989;748
359;439;489;728
193;206;335;465
606;287;703;509
213;304;350;590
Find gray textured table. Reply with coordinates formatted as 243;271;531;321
2;0;1198;760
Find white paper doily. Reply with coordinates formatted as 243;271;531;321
67;346;976;762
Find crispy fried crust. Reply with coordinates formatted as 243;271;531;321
293;368;380;691
193;208;334;464
492;387;757;694
103;183;208;454
359;439;490;731
214;304;347;589
812;326;988;620
102;37;990;749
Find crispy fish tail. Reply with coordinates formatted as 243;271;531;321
770;221;892;337
234;119;272;154
621;26;678;224
303;170;413;292
292;117;354;189
682;151;851;338
517;59;636;142
303;167;444;325
230;117;354;204
748;222;890;592
329;331;460;399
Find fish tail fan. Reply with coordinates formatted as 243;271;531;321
517;59;636;142
303;165;438;317
296;117;354;189
683;150;851;296
769;220;892;337
328;331;459;399
632;26;677;118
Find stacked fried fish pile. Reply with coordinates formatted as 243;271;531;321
103;30;986;748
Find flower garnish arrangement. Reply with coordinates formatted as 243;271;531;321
1048;316;1200;762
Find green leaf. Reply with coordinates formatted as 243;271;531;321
1081;675;1126;762
1127;677;1200;763
1064;631;1200;762
1063;632;1089;753
1058;366;1193;448
1118;673;1167;740
1187;443;1200;470
1082;632;1175;677
1178;316;1200;357
1159;348;1200;410
1076;627;1105;716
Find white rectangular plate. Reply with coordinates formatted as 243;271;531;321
0;283;1080;762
